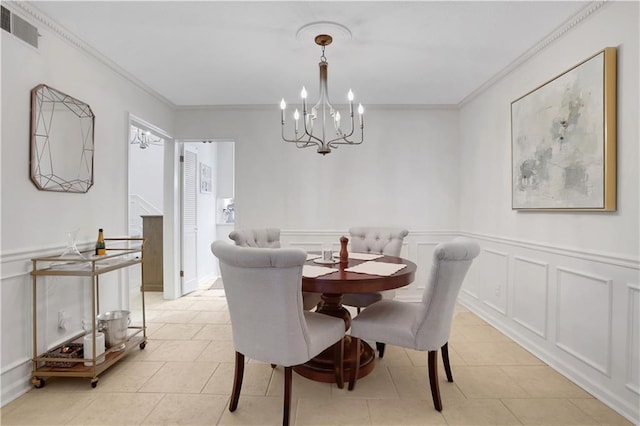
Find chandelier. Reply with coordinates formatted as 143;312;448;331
130;127;162;149
280;34;364;155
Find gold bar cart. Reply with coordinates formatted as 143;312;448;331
30;238;147;388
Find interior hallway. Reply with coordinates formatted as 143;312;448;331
1;283;633;425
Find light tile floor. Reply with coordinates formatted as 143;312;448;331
1;285;633;426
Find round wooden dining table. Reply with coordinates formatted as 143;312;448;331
295;254;417;384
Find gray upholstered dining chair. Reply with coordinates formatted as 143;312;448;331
211;241;345;426
229;228;321;310
341;227;409;357
348;237;480;412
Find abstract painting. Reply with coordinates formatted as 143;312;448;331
511;47;616;211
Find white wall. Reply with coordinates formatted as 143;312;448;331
175;106;460;231
174;107;460;298
459;3;639;256
1;4;174;405
216;142;234;200
457;2;639;422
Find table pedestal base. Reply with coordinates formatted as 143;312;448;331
295;293;376;384
294;335;375;384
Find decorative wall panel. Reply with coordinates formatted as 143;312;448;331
512;256;548;338
461;258;481;300
480;249;509;315
627;284;640;394
556;267;612;375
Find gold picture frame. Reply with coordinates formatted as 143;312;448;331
511;47;616;211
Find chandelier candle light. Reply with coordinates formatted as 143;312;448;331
280;34;364;155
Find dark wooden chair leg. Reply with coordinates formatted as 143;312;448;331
333;339;344;389
441;342;453;382
376;342;386;358
283;366;292;426
348;337;361;391
229;351;245;411
271;364;277;369
428;350;443;412
356;307;361;314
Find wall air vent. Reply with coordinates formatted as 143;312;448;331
1;6;39;48
1;6;10;32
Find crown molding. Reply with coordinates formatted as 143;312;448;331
175;103;459;112
9;1;606;111
11;1;177;110
458;0;608;108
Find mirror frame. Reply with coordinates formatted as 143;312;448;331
30;84;95;193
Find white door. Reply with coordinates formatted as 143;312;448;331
181;145;199;295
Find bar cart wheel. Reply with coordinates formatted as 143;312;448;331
140;341;146;350
91;377;99;388
32;377;45;389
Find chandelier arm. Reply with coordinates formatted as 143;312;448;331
333;111;356;140
281;133;319;147
325;111;356;147
299;111;328;148
327;123;364;147
281;123;321;148
296;141;317;149
327;135;363;147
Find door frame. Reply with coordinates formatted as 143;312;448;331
168;139;235;299
128;127;236;300
180;143;200;295
126;113;175;299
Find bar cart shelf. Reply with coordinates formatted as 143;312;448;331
30;238;147;388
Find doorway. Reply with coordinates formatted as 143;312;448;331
127;115;234;299
127;116;168;300
178;140;235;295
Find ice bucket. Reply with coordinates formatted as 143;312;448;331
97;310;130;351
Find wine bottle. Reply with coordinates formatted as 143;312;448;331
95;228;106;256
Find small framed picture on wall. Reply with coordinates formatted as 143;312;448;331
200;163;212;193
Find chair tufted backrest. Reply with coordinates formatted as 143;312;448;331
414;237;480;349
229;228;281;248
211;241;319;366
349;227;409;256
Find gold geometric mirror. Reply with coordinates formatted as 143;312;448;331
30;84;95;193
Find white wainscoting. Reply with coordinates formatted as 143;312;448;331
4;229;639;424
457;232;640;424
282;225;639;425
627;284;640;395
479;249;509;316
512;256;548;339
556;267;613;376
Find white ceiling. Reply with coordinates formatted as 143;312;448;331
28;1;591;107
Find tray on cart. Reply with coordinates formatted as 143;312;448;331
44;343;84;368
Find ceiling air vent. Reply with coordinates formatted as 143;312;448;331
1;6;39;48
